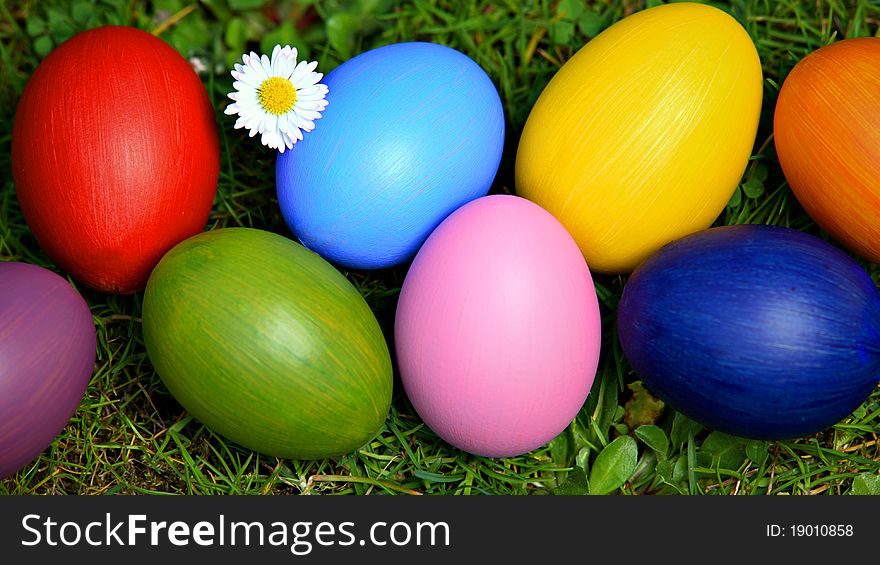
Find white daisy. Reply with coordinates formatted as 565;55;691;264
224;44;329;153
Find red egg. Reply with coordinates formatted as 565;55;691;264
11;26;219;293
774;37;880;262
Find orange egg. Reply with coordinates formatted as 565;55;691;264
774;37;880;262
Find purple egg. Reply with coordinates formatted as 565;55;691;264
1;262;96;479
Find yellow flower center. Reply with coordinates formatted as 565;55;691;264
258;77;297;115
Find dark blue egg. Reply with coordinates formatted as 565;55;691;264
617;224;880;440
276;42;505;269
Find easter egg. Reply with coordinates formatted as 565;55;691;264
617;225;880;440
516;3;763;273
395;195;601;457
774;37;880;262
276;42;505;270
142;228;392;459
1;262;96;479
12;26;219;293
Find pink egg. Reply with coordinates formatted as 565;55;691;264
395;195;601;457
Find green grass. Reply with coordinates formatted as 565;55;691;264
1;0;879;496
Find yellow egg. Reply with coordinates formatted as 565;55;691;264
515;3;763;273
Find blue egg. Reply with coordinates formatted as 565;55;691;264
618;225;880;440
276;42;505;269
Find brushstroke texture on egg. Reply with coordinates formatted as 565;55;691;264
1;262;96;479
618;225;880;440
774;37;880;262
516;3;763;273
12;26;219;293
277;42;505;270
142;228;392;460
395;195;601;457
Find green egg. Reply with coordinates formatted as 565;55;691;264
142;228;392;459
